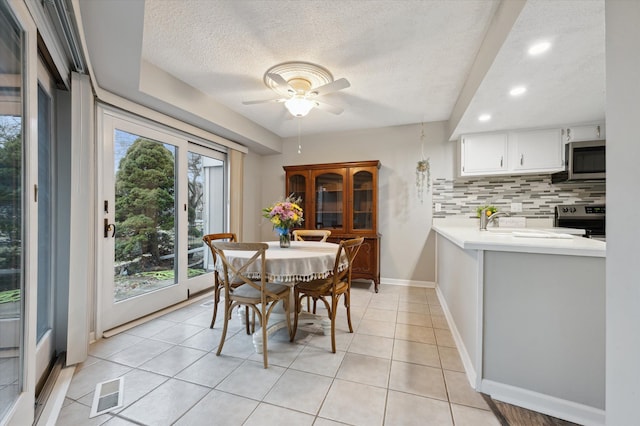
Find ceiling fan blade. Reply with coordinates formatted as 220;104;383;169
242;98;286;105
309;78;350;97
314;101;344;115
266;73;295;94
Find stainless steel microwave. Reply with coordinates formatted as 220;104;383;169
552;140;605;182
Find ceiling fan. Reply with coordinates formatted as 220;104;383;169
243;62;350;117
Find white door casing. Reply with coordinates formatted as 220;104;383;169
96;105;228;334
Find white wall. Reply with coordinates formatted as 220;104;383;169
241;150;264;242
243;121;455;284
605;1;640;424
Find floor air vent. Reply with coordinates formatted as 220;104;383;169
90;377;124;417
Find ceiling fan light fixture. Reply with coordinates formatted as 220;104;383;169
285;96;316;117
244;62;348;117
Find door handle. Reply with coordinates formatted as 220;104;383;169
104;218;116;238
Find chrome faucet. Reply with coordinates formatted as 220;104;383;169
480;208;509;231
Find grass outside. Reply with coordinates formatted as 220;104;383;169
0;289;20;318
0;289;20;304
114;268;208;302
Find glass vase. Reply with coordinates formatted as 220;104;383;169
279;229;291;248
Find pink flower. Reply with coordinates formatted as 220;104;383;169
262;195;305;231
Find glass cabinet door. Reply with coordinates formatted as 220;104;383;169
313;170;346;231
351;168;376;232
286;172;308;229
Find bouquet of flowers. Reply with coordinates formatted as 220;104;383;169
262;195;304;234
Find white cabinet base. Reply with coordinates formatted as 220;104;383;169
434;228;605;426
481;380;605;426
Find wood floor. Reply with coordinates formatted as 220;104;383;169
482;394;582;426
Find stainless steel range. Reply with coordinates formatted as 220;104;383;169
554;204;606;240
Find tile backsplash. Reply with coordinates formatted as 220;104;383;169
432;175;605;218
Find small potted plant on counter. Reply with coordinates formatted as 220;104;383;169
476;205;498;218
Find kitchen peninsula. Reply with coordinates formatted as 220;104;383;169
433;223;605;426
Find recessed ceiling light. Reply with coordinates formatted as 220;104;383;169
478;114;491;122
528;41;551;56
510;86;527;96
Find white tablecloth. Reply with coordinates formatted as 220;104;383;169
216;241;348;283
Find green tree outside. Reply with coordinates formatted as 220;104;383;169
115;138;175;264
0;118;22;291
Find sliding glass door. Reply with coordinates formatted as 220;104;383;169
35;56;56;394
0;0;38;423
184;144;226;294
112;128;178;305
98;108;227;332
0;55;24;423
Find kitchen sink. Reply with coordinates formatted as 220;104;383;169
486;228;573;239
486;228;530;234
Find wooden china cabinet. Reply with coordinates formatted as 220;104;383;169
284;160;381;292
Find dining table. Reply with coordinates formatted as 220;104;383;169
215;240;348;353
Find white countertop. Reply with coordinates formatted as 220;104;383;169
433;224;606;257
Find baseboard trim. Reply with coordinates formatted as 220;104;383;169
380;278;435;288
434;286;478;387
481;379;605;426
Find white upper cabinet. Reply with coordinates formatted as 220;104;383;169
461;133;508;175
563;123;605;142
460;128;564;177
511;128;563;172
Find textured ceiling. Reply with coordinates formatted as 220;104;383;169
78;0;605;150
141;0;499;138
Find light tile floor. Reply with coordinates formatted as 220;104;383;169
58;284;501;425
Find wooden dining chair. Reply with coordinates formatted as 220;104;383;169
210;241;292;368
292;229;332;312
292;229;331;242
291;236;364;353
203;233;251;332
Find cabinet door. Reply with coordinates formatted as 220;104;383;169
349;167;377;233
285;171;310;229
461;133;508;175
351;238;377;277
565;124;605;142
512;129;563;172
312;168;347;232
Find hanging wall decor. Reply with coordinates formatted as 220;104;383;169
416;123;431;203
